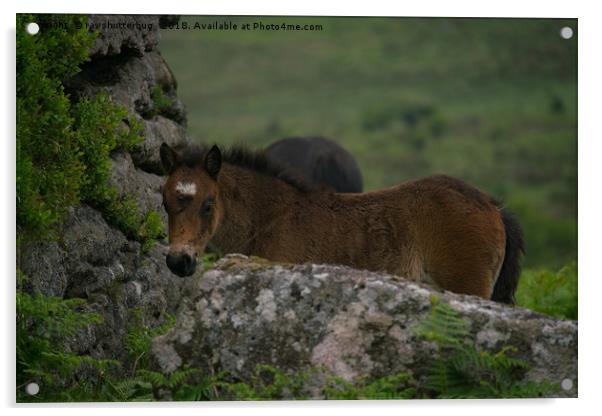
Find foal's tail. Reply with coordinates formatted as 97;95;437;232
491;205;525;304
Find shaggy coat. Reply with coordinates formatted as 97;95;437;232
160;143;524;303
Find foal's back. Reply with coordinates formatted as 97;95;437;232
332;174;507;298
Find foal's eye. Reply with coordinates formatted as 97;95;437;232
201;198;214;217
178;194;191;202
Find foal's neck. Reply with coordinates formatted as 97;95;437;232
211;163;313;255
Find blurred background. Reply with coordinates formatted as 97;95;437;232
159;16;577;270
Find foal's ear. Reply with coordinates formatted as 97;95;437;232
204;145;222;179
160;143;180;174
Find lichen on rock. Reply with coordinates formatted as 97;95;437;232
151;254;578;398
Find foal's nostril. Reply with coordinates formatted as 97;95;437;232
181;253;193;268
166;252;197;277
166;253;179;271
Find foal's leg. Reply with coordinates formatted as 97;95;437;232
427;256;500;298
424;235;506;299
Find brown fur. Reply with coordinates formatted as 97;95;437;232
160;143;514;300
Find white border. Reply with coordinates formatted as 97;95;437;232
6;0;583;17
3;1;600;415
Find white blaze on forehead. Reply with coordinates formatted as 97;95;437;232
175;181;197;196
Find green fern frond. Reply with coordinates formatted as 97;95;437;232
106;378;154;401
416;300;557;399
137;369;168;387
165;368;201;389
415;302;470;348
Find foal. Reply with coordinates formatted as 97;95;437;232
160;143;524;303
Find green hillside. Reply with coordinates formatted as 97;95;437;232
159;16;577;269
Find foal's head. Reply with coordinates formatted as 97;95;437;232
160;143;223;277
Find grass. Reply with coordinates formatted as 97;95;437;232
516;261;577;320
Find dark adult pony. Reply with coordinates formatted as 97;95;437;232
265;137;363;193
159;143;524;303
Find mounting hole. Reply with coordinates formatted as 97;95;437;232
25;22;40;35
561;378;573;391
25;382;40;395
560;26;573;40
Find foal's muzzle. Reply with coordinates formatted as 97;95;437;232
166;251;197;277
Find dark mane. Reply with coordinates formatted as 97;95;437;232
181;144;317;193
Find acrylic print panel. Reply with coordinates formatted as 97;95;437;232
16;14;577;402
